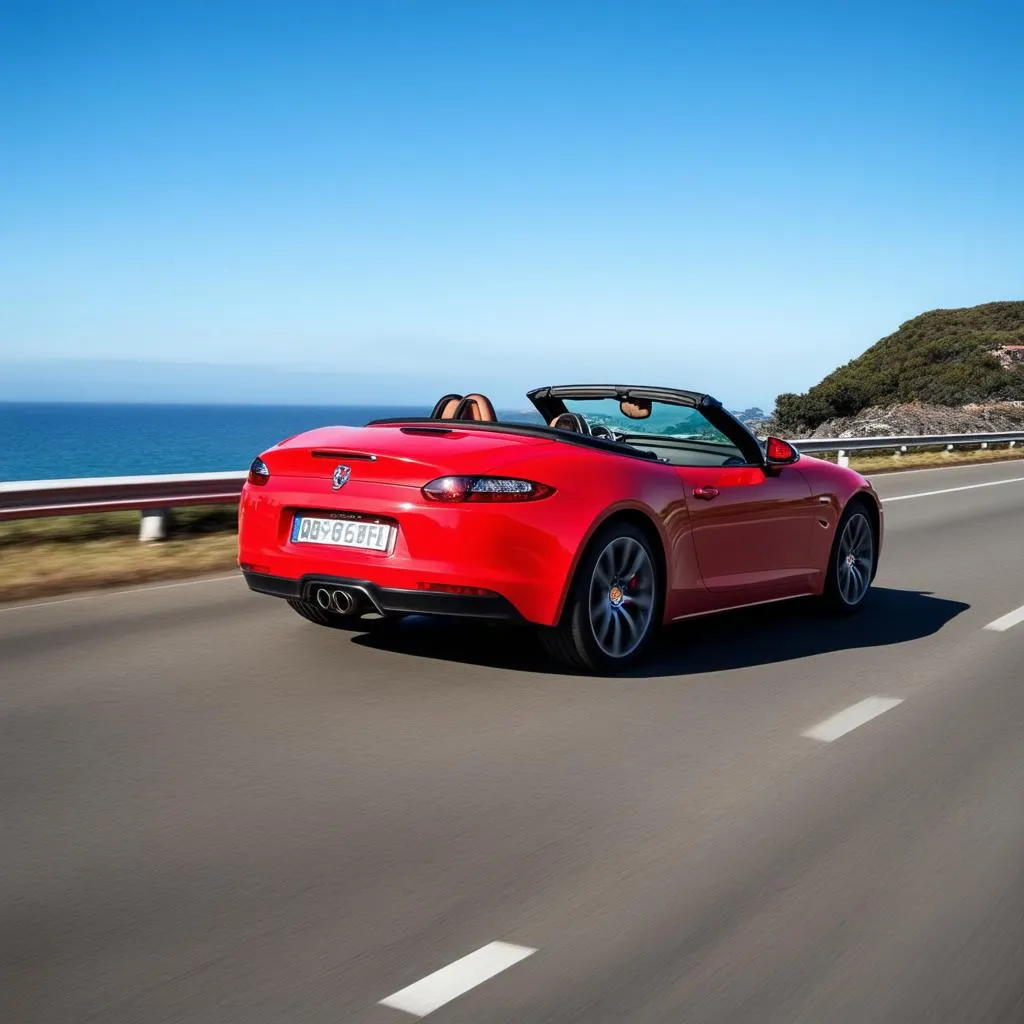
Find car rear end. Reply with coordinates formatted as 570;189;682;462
238;422;585;626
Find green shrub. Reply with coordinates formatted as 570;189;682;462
775;301;1024;431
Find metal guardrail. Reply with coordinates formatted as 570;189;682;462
2;431;1023;539
794;431;1024;455
0;471;247;519
0;471;247;540
793;430;1024;466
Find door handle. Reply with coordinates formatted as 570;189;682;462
693;486;719;501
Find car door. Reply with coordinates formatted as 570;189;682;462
676;462;817;595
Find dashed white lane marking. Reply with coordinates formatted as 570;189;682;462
0;574;242;614
803;697;904;742
882;476;1024;503
984;604;1024;632
380;941;536;1017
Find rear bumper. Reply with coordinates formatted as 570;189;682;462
242;570;523;621
237;477;583;625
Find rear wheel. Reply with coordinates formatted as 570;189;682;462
539;522;661;673
822;502;877;613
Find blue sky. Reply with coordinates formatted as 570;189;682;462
1;0;1022;409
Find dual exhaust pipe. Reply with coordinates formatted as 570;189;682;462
314;586;357;615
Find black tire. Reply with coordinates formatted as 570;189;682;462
822;500;878;614
538;521;662;674
287;597;368;631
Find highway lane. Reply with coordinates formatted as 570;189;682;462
2;459;1023;1022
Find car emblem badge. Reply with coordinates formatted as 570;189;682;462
331;465;351;490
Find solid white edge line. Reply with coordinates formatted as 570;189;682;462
380;941;536;1017
0;573;243;614
881;476;1024;502
984;605;1024;632
803;697;904;742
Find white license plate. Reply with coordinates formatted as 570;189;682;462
291;515;392;551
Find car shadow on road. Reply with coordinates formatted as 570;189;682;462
347;586;970;678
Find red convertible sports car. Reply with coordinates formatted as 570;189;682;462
239;386;882;673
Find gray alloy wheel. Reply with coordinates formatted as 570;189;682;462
836;511;874;606
539;521;661;673
824;503;877;612
588;535;657;659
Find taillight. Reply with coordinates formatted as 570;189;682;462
421;476;555;503
248;457;270;485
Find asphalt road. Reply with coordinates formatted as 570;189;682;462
3;460;1024;1023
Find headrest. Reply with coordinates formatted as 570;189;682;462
454;393;498;422
431;393;463;419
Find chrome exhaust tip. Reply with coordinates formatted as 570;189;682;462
314;587;332;610
330;589;354;615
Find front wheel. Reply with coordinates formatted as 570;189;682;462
822;503;877;613
538;522;661;673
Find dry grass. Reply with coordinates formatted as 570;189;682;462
0;505;240;603
0;532;240;603
821;445;1024;474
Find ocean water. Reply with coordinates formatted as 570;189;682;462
0;402;543;482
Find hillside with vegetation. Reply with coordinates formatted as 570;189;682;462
774;302;1024;433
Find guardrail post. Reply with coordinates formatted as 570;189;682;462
837;449;849;468
139;509;168;542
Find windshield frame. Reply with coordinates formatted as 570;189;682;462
527;384;766;466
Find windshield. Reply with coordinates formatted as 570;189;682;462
562;397;734;445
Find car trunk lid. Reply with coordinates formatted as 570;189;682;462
260;423;553;487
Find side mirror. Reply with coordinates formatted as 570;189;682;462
764;436;799;466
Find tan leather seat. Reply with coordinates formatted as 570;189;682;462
455;393;498;422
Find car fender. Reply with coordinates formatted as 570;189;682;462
468;445;702;625
545;497;668;620
795;457;884;574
